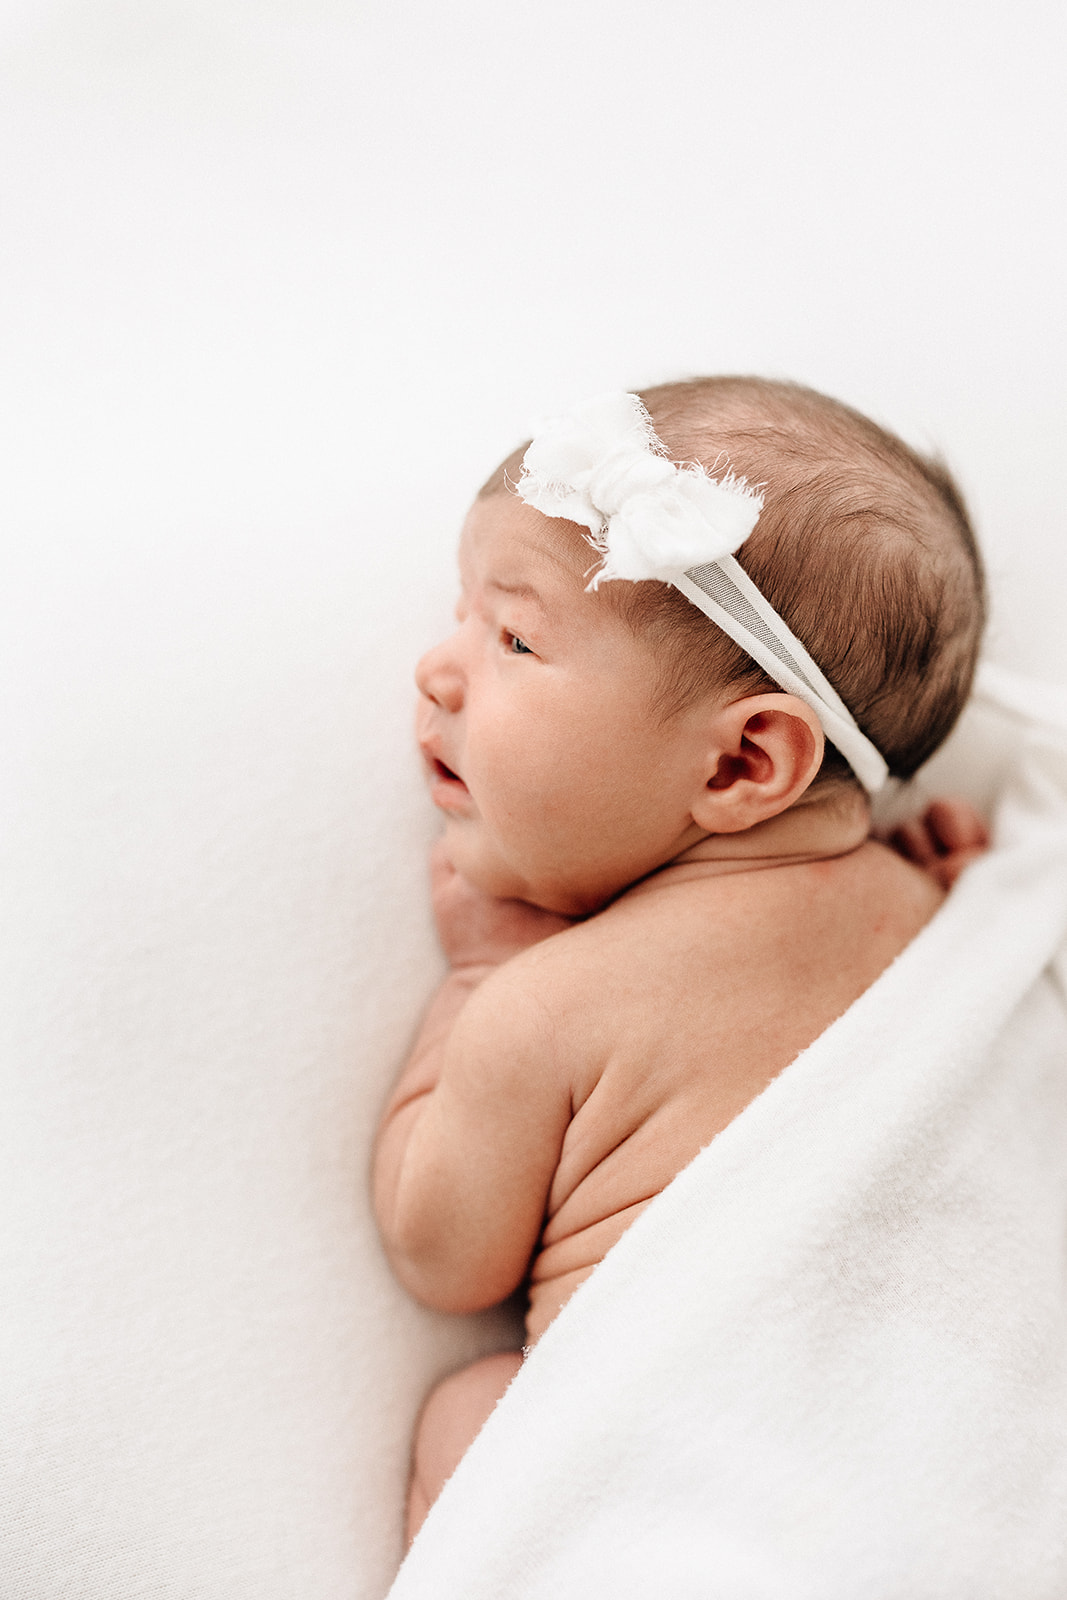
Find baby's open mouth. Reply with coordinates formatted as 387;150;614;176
421;742;471;808
429;757;471;802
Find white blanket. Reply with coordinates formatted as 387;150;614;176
390;665;1067;1600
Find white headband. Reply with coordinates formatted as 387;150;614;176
515;391;889;795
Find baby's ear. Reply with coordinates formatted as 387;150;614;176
690;694;825;834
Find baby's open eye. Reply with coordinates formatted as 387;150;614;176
506;631;532;655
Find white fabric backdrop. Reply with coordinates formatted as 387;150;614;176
1;3;1065;1595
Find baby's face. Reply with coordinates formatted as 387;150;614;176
415;494;715;916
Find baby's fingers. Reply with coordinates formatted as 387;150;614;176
922;797;990;855
886;796;990;892
886;815;938;869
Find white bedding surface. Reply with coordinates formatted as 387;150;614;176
3;5;1067;1596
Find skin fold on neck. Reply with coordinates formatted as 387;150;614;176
627;784;873;896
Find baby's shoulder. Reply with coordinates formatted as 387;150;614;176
468;840;943;1100
458;900;674;1074
479;869;755;1032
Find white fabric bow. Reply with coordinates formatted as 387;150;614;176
516;392;763;585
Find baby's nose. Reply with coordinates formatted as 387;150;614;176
415;636;464;712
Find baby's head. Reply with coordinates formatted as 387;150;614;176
483;377;986;796
418;377;985;914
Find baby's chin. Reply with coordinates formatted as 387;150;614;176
455;850;617;919
450;854;548;911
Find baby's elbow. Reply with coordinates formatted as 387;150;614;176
398;1259;508;1316
374;1143;531;1313
384;1221;523;1315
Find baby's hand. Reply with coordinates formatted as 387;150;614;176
884;797;990;890
429;840;576;969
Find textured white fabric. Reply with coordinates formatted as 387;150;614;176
516;391;763;579
389;668;1067;1600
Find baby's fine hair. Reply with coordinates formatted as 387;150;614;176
482;376;986;788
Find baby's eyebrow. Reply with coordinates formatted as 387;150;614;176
486;578;545;606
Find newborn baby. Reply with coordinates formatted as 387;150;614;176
373;377;989;1540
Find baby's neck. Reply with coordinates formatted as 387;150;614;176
634;787;872;896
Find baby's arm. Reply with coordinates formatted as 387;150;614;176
373;843;574;1313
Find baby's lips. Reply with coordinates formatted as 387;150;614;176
420;742;472;808
419;737;460;784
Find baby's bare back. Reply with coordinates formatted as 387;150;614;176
523;841;943;1340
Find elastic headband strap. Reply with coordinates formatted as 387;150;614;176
675;559;889;794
